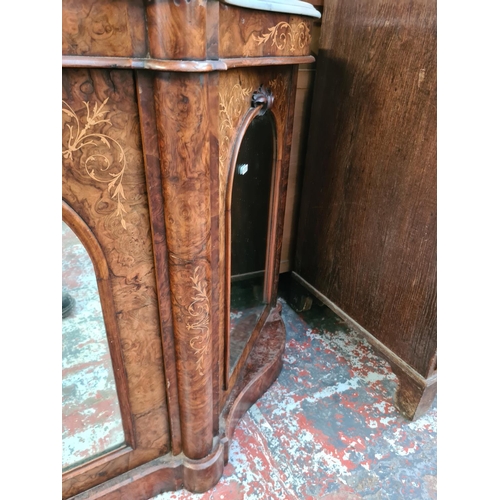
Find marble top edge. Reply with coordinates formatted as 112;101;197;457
221;0;322;19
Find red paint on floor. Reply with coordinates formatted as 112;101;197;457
152;297;437;500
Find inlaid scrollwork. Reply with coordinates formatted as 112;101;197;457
62;98;128;229
252;21;311;53
219;84;252;174
186;266;210;376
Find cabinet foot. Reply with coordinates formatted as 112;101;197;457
393;367;437;421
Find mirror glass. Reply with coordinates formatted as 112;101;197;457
62;221;125;472
229;113;275;372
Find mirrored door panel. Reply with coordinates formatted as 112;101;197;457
62;221;125;472
229;113;275;372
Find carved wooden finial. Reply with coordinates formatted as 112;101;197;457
251;85;274;115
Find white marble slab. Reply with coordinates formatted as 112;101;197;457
221;0;321;19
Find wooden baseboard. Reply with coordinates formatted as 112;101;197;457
290;271;436;420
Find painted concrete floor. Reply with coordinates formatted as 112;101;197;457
152;298;437;500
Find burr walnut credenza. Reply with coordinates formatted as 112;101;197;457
62;0;320;497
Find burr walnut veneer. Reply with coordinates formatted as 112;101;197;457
62;0;319;497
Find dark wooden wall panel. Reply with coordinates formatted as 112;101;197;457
294;0;436;377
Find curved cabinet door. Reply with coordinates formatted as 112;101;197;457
228;112;276;373
62;68;172;498
220;73;294;393
62;220;126;472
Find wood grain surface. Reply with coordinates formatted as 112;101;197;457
62;68;170;497
153;72;215;460
393;368;437;420
62;55;316;73
269;67;298;305
146;0;210;60
62;0;317;64
295;0;436;378
281;68;316;272
207;71;223;437
136;71;183;456
220;4;313;58
62;0;147;57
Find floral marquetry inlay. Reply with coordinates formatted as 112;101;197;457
186;266;210;376
252;21;311;53
62;98;129;229
219;84;252;175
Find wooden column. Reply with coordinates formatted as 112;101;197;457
154;71;214;459
136;70;183;456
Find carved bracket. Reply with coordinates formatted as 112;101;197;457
251;86;274;116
